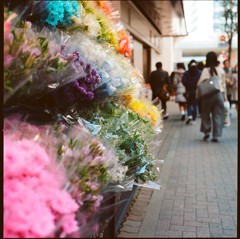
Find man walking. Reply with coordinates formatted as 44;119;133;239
149;62;170;119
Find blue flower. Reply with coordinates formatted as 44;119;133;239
41;0;80;27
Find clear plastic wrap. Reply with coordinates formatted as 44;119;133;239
4;118;80;238
4;115;133;237
4;9;86;105
70;101;161;185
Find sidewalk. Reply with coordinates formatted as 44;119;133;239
118;101;238;238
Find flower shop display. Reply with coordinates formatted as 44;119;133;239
4;1;163;238
4;124;79;238
4;116;128;238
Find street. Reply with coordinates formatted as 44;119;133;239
118;101;238;238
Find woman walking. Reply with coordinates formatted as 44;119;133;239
173;63;187;121
197;51;227;142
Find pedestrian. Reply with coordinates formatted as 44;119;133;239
182;60;201;125
197;51;227;142
149;62;170;119
197;61;204;71
172;62;187;121
197;61;205;116
223;59;234;109
231;64;238;111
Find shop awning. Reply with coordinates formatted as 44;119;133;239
132;0;188;37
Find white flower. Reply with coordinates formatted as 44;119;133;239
82;14;100;37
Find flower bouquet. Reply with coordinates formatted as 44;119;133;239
73;101;159;183
4;115;128;237
4;118;79;238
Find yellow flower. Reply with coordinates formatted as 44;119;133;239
128;99;161;126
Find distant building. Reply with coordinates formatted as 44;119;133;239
176;0;238;67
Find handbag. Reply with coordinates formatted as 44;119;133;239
197;75;220;98
159;83;170;101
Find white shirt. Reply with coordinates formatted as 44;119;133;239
197;67;227;99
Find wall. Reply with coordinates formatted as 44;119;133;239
112;1;179;83
158;37;175;75
132;39;143;73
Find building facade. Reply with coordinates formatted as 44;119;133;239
111;0;187;83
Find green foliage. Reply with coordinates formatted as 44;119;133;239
77;101;157;183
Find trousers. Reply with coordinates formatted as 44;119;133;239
200;92;224;138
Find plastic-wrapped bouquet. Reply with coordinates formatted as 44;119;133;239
4;121;79;238
33;0;133;59
47;31;137;105
75;101;158;183
54;123;128;235
3;8;77;105
4;115;128;237
39;0;81;28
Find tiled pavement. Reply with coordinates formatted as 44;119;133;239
118;101;238;238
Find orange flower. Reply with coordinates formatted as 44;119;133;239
117;30;132;58
97;1;112;18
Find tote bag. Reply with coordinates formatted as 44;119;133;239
197;75;220;98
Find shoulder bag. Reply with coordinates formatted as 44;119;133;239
197;71;220;98
159;83;170;101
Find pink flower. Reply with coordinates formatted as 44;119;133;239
4;54;13;66
30;48;41;57
4;180;55;237
60;214;79;237
4;21;11;38
49;190;79;214
4;132;79;238
4;136;49;177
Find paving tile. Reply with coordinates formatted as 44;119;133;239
197;217;221;224
196;208;208;218
158;214;172;220
126;214;143;221
223;229;237;237
183;231;197;237
209;223;224;235
184;221;208;228
121;225;139;233
160;209;184;216
171;215;183;226
117;231;138;238
168;230;183;237
184;212;196;221
156;219;171;230
155;230;171;236
196;227;210;237
170;225;196;232
123;219;142;227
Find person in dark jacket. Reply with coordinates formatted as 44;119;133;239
182;60;201;125
149;62;170;119
197;61;205;115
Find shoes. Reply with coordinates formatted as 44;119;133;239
211;138;218;143
203;134;210;141
181;114;185;121
191;121;196;125
163;113;169;120
186;118;192;125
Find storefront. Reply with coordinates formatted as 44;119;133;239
112;0;187;82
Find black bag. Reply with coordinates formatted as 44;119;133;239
197;75;220;98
